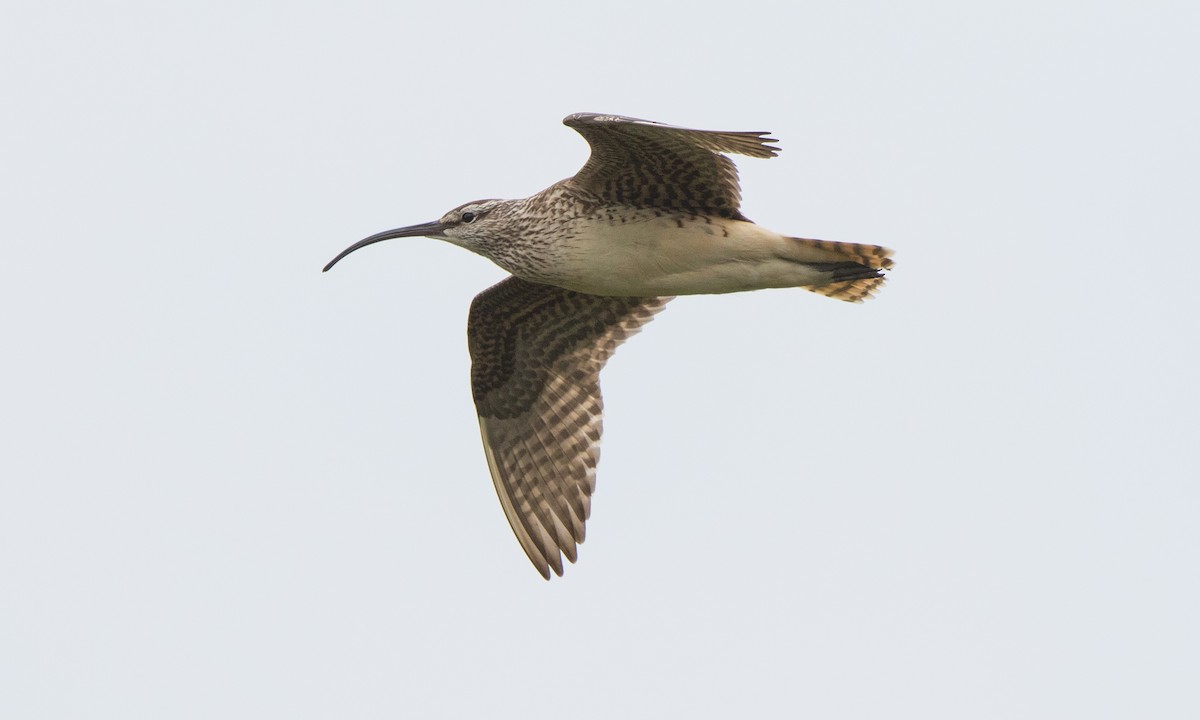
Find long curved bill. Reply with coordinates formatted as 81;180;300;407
322;220;446;272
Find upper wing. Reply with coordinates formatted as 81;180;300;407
562;112;780;217
467;276;670;579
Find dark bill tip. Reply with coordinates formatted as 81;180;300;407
322;220;446;272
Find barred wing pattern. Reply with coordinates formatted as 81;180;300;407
468;277;670;579
563;112;780;217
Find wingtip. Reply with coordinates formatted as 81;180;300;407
748;133;782;158
532;558;562;581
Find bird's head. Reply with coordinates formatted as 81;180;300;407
323;199;508;272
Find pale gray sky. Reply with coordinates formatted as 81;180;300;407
3;1;1198;718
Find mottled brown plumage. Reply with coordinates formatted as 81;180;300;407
469;277;668;578
563;113;778;217
324;113;895;579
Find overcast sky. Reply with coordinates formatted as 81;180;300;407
3;1;1198;718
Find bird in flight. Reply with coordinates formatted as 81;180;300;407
324;113;893;579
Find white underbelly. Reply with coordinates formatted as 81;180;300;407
549;216;827;296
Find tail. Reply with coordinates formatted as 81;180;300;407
788;237;895;303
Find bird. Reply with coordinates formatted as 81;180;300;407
324;113;893;579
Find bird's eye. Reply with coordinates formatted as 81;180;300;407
461;211;476;223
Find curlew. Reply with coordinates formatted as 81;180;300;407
324;113;894;579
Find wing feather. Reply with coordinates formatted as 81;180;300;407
563;112;780;215
468;277;670;578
